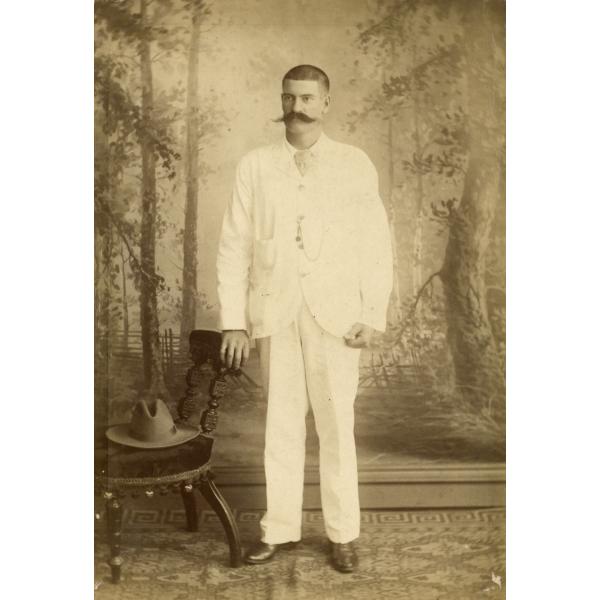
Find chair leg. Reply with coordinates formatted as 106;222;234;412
106;496;123;584
180;483;199;532
198;471;243;567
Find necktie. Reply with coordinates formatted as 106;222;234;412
294;150;312;176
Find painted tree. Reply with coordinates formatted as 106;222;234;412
95;0;181;396
351;0;467;325
119;241;130;344
354;0;505;418
94;88;118;345
94;8;144;352
138;0;165;395
95;5;145;430
436;0;506;412
179;0;212;351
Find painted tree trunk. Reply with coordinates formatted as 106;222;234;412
382;38;403;326
96;85;113;341
103;226;114;331
94;238;102;337
95;69;115;433
120;242;129;347
440;0;505;413
411;48;424;308
386;119;403;325
412;204;424;300
180;5;202;353
95;88;113;342
139;0;168;397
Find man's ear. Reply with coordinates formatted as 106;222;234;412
322;94;331;114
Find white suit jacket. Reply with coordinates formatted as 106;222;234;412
217;133;393;339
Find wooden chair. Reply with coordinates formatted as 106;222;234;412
95;330;243;584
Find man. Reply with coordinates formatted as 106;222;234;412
216;64;392;573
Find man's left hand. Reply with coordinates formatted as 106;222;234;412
343;323;374;348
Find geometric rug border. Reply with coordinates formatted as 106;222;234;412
96;507;505;528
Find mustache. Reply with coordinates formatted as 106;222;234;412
272;112;316;124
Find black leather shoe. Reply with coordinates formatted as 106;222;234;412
330;541;358;573
244;541;299;565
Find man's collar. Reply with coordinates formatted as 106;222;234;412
283;132;329;159
273;132;332;177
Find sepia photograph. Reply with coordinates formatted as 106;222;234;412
93;0;505;597
8;2;600;599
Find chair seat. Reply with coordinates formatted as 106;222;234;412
95;434;213;492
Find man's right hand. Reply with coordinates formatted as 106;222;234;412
220;330;250;370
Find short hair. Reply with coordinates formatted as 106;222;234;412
282;64;330;93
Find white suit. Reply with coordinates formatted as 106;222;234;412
217;133;392;544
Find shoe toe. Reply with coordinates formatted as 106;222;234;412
244;541;298;564
245;543;278;564
330;542;358;573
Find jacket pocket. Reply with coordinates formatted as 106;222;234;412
253;238;276;270
250;239;277;293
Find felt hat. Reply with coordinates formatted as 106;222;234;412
106;398;201;449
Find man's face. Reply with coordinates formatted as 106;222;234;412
281;79;330;134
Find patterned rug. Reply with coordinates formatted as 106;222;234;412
94;507;505;600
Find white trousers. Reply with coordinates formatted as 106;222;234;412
255;298;362;544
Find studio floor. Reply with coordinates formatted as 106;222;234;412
94;502;505;600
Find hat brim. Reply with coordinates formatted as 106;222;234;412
106;423;202;449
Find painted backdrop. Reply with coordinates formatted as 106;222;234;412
95;0;506;463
